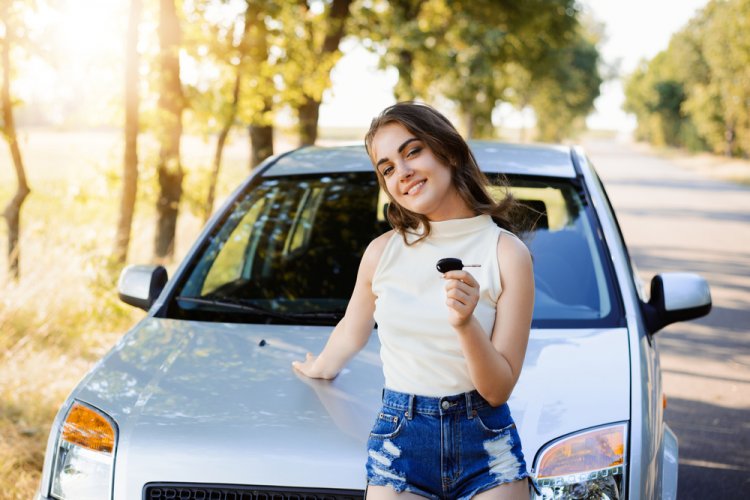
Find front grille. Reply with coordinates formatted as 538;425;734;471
144;483;363;500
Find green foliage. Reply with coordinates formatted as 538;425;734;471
624;0;750;157
529;24;602;142
356;0;596;139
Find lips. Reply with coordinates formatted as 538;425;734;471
404;179;426;196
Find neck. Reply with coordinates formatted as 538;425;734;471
426;192;475;222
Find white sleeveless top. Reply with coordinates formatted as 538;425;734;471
372;214;508;396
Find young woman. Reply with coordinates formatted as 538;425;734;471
293;102;535;499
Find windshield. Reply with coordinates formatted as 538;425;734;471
168;172;622;327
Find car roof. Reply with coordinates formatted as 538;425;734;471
262;142;577;178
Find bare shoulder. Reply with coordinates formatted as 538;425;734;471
496;230;533;272
359;230;397;277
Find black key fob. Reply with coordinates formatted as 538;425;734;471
436;258;463;273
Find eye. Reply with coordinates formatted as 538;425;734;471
382;165;394;176
406;146;422;158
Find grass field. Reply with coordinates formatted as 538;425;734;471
0;127;306;499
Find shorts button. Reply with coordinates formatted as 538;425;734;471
441;400;450;410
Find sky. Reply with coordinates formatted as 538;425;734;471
319;0;711;132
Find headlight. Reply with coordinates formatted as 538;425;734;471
50;401;117;500
532;423;627;500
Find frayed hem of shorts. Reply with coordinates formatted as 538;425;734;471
366;479;436;499
458;473;537;500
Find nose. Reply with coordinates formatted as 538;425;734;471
395;161;414;180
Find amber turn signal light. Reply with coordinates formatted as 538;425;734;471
61;402;115;453
537;424;625;478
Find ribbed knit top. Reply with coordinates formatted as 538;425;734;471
372;214;507;396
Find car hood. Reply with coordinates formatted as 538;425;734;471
73;318;630;495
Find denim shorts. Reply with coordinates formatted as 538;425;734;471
366;388;531;499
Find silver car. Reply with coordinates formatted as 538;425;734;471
36;142;711;500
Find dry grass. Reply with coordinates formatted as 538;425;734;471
0;127;308;499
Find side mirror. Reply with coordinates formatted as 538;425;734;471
117;265;168;311
642;272;712;334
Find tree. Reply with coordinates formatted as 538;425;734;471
624;53;687;147
702;0;750;156
529;26;603;142
154;0;185;260
184;0;256;220
623;0;750;157
281;0;354;146
113;0;142;264
370;0;425;102
1;0;31;281
361;0;581;138
243;0;275;169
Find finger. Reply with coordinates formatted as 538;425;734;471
446;298;472;316
446;297;465;309
446;289;471;306
445;282;478;302
446;286;471;303
446;279;477;295
443;270;478;287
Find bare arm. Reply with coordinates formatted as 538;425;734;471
443;232;534;406
291;231;393;379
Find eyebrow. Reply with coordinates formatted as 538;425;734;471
375;137;420;170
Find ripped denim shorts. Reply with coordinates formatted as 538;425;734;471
366;388;532;500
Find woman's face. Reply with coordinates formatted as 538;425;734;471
370;122;471;221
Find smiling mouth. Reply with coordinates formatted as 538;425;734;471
405;180;426;195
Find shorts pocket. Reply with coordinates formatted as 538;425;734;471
369;410;406;439
473;405;516;434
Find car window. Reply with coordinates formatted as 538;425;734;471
170;172;622;328
489;176;621;327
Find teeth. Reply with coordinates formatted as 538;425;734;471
407;180;425;195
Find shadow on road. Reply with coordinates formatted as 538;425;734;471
629;245;750;277
665;397;750;499
606;177;750;194
619;206;750;224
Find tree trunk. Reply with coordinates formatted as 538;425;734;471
154;0;184;261
394;50;417;102
295;0;353;146
113;0;142;264
725;123;735;157
204;4;255;221
1;10;31;281
245;0;274;169
463;109;496;139
391;0;422;101
298;96;320;146
249;121;273;170
205;69;241;221
463;112;475;140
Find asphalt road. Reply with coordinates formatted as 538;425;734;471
581;138;750;499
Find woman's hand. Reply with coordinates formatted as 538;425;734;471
292;352;337;380
443;270;480;328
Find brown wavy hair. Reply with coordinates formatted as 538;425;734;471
364;102;519;245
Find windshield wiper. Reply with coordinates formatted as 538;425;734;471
174;296;344;322
281;310;345;320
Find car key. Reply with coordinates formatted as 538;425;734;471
436;258;481;273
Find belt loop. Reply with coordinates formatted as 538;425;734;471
466;391;474;419
406;394;415;420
